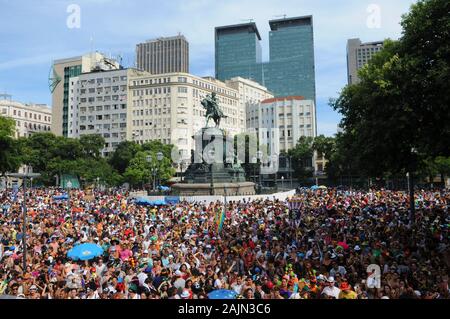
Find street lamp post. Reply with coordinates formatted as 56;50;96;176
281;176;285;191
288;156;293;189
257;151;263;193
156;152;164;190
146;155;152;192
409;148;418;224
252;157;257;184
146;152;164;192
6;172;41;273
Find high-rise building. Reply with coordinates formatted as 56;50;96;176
136;35;189;74
215;16;316;102
347;38;384;85
246;96;316;154
0;95;52;139
51;52;121;137
215;23;262;81
67;68;146;157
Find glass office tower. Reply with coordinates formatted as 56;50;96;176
215;16;316;102
215;23;262;82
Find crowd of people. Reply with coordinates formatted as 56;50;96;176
0;187;448;299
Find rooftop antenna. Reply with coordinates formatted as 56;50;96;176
90;35;95;70
241;19;254;23
273;14;287;19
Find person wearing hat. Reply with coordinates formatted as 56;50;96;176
321;277;340;299
338;282;357;299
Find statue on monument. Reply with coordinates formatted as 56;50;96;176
201;92;228;128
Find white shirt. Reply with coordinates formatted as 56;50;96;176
137;272;148;286
87;291;100;299
322;286;341;299
231;283;243;295
95;264;106;277
214;278;223;289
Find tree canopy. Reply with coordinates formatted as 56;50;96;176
330;0;450;180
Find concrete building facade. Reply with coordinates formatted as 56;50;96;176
225;77;274;132
68;68;146;157
246;96;316;154
51;52;121;137
347;38;384;85
0;96;52;139
136;35;189;74
128;72;242;159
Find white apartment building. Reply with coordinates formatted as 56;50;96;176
51;52;121;137
68;68;147;157
247;96;316;154
225;77;274;132
0;95;52;138
128;73;242;159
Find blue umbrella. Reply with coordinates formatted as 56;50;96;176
152;199;167;206
207;289;238;300
135;197;152;206
53;194;69;201
310;185;319;191
67;243;104;261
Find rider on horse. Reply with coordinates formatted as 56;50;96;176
201;92;227;128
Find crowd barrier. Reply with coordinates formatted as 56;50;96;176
140;190;296;204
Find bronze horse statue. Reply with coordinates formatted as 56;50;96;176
201;92;227;128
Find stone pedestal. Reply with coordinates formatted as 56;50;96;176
172;127;256;196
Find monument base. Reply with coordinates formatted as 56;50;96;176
172;182;256;196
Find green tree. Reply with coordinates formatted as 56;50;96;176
288;137;314;180
434;156;450;184
124;151;175;188
141;140;175;160
80;134;105;159
313;135;335;160
108;141;142;174
398;0;450;157
0;116;21;176
331;0;450;179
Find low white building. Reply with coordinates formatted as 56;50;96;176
0;95;52;138
246;96;317;154
225;77;274;132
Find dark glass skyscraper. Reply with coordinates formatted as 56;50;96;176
215;16;316;102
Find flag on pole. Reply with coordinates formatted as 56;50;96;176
215;206;226;234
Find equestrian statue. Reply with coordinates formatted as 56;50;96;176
201;92;228;128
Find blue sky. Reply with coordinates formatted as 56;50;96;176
0;0;416;136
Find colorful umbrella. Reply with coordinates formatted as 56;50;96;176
67;243;104;261
207;289;238;299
